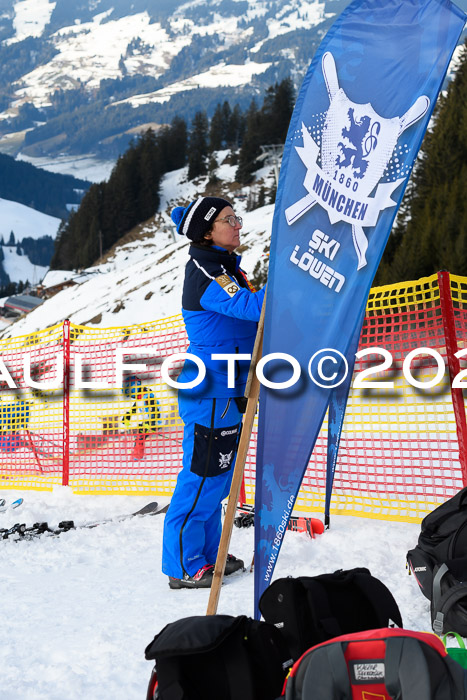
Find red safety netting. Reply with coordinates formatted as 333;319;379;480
1;272;466;522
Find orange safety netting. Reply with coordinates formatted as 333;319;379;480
0;271;466;523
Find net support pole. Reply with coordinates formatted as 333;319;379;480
438;271;467;486
239;477;246;506
206;296;266;615
62;319;71;487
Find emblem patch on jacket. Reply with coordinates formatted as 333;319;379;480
219;451;233;469
215;274;239;297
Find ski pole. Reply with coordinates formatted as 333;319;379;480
206;294;266;615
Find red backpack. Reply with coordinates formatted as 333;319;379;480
282;628;467;699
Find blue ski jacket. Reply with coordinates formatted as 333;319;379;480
178;243;265;397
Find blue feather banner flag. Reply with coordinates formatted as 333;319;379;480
254;0;466;616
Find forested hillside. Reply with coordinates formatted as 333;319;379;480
0;0;350;159
51;79;294;270
0;153;89;218
52;39;466;286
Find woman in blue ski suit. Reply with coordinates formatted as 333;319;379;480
162;196;265;589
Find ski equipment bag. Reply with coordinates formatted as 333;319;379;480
259;567;402;662
281;628;467;700
144;614;293;700
407;487;467;636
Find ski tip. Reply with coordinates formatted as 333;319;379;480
309;518;324;535
0;498;23;514
135;502;169;517
154;503;169;515
134;501;159;516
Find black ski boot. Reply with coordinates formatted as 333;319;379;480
168;564;214;589
224;554;244;575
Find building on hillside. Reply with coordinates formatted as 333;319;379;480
37;270;99;299
2;294;43;317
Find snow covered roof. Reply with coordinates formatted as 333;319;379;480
4;294;43;313
40;269;99;289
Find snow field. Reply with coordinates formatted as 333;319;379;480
0;486;431;699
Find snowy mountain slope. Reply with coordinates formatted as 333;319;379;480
17;152;116;183
0;0;464;161
0;196;60;241
0;154;274;337
10;0;55;42
0;0;345;158
0;197;60;285
2;244;48;285
111;60;274;108
0;0;332;100
13;11;191;104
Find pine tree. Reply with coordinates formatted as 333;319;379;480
260;78;295;144
51;121;183;270
187;111;209;180
258;186;266;208
221;101;232;144
227;104;245;148
51;216;75;269
235;99;262;184
207;155;219;186
209;103;224;152
157;116;187;172
136;129;161;220
235;79;294;184
108;143;140;236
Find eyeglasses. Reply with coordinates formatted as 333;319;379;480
214;215;243;228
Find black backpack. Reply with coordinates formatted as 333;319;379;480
144;614;292;700
281;628;467;700
258;567;402;662
407;487;467;636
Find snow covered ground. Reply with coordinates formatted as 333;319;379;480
2;245;48;286
0;197;60;285
10;0;56;43
0;486;430;700
17;154;115;184
112;61;273;108
0;197;61;242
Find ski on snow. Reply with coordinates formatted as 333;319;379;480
0;500;169;541
0;498;24;514
234;504;324;538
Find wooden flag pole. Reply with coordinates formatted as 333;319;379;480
206;296;266;615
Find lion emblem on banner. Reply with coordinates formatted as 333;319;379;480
286;52;429;270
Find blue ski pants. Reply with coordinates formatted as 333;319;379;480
162;394;242;579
